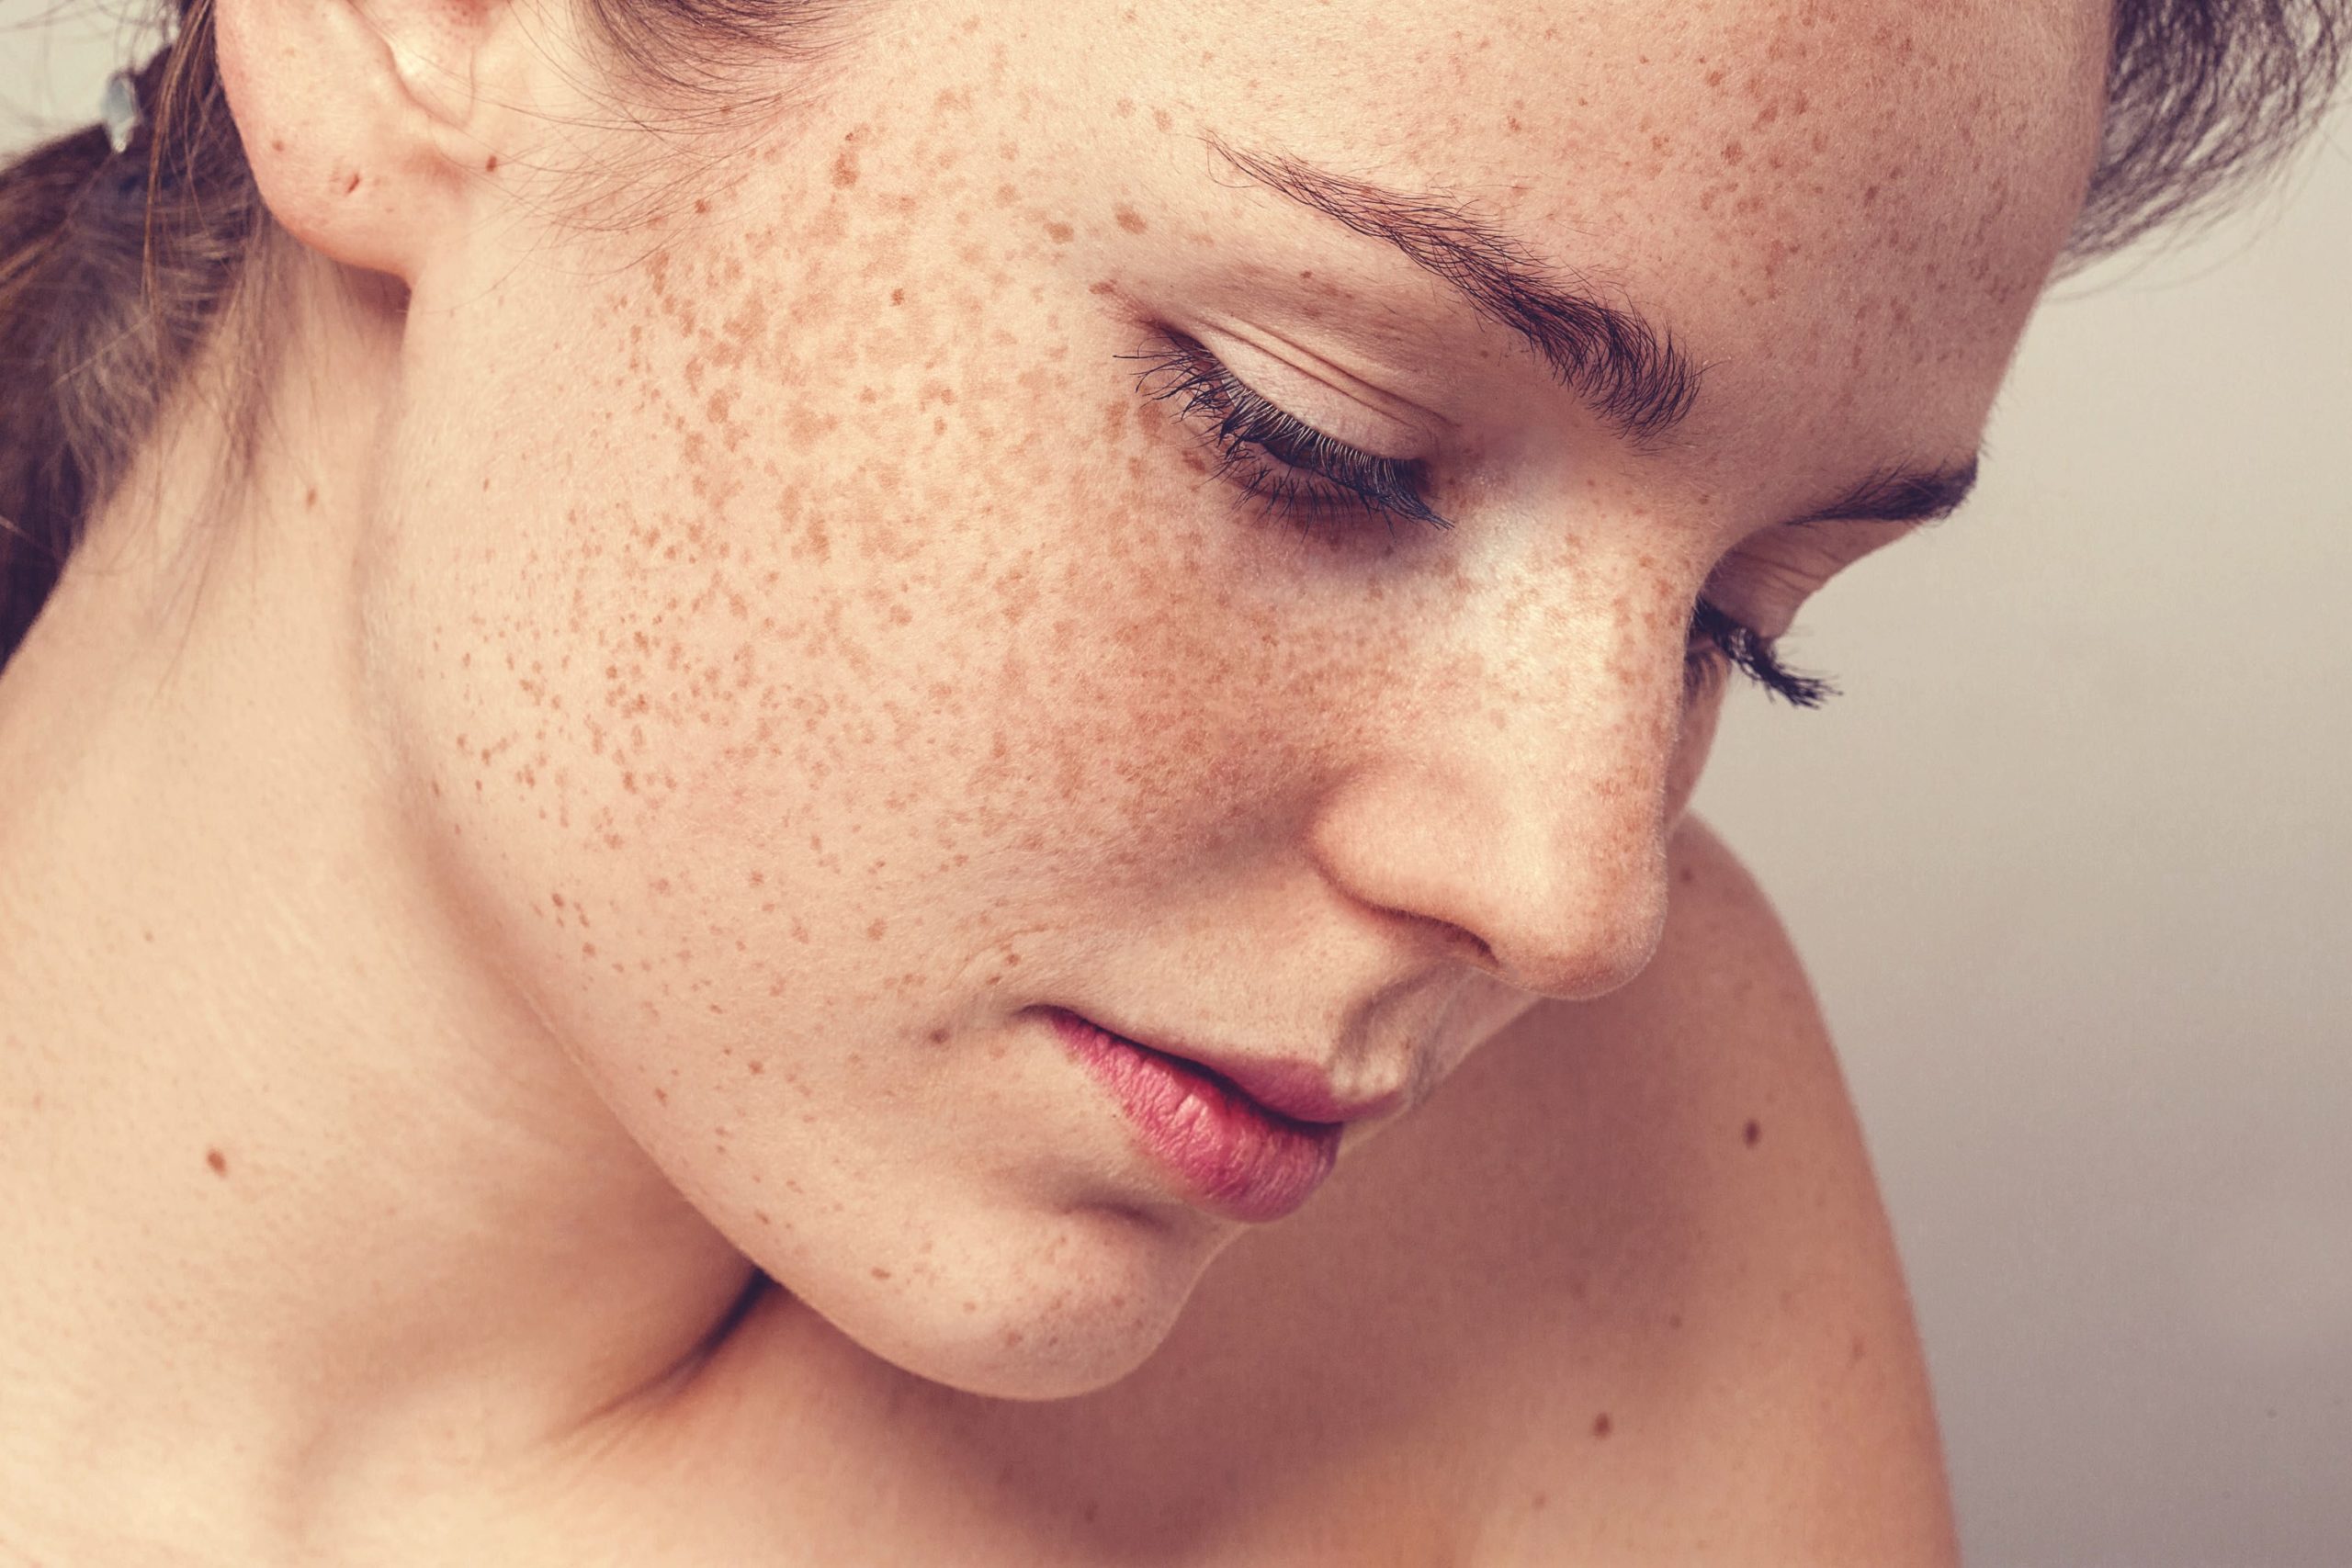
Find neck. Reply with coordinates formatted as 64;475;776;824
0;244;775;1556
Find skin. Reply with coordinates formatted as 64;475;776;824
0;0;2108;1558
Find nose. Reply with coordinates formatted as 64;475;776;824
1301;596;1689;1001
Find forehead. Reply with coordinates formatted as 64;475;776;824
1076;0;2113;496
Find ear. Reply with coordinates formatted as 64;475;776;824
212;0;537;281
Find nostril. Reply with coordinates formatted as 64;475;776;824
1393;908;1498;973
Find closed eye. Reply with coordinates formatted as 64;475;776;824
1122;330;1836;707
1121;330;1452;537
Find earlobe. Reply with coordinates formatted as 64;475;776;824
212;0;497;282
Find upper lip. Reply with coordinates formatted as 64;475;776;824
1056;1007;1408;1126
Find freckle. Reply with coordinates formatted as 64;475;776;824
1113;205;1147;233
871;1266;892;1280
1592;1413;1612;1438
1003;1327;1024;1347
205;1147;227;1177
866;919;887;941
928;1028;949;1044
890;287;905;305
1721;139;1745;165
755;1210;773;1226
1668;1313;1684;1330
304;487;318;510
831;149;859;187
1151;107;1171;131
271;139;286;152
484;153;498;173
1850;1335;1868;1364
1530;1490;1549;1511
141;927;154;942
748;1059;765;1074
1744;1118;1761;1146
654;1087;669;1104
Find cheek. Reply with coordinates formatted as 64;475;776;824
358;119;1330;1097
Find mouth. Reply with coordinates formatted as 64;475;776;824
1040;1008;1379;1224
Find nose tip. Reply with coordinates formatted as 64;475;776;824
1456;829;1671;1000
1308;771;1675;1002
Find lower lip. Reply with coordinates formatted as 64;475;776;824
1046;1010;1342;1224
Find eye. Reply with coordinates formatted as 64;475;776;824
1686;598;1838;708
1124;330;1838;707
1121;331;1453;538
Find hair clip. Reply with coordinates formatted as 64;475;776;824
100;68;141;155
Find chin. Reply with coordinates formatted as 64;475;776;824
888;1315;1175;1402
798;1205;1222;1402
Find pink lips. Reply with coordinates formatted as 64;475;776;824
1046;1009;1351;1224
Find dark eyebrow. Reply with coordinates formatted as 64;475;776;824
1204;133;1981;528
1205;133;1703;446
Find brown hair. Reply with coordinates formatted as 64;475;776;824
1;0;2346;672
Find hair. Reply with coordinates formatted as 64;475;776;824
1;0;2346;672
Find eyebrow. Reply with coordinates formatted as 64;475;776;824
1204;134;1982;527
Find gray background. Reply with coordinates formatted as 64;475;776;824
6;7;2346;1564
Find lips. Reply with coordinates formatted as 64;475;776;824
1041;1007;1403;1224
1048;1009;1405;1127
1161;1042;1406;1127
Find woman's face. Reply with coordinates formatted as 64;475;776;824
356;0;2107;1395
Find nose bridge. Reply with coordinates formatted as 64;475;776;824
1306;552;1693;1001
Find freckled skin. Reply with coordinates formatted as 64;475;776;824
335;0;2109;1402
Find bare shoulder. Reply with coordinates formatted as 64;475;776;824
1182;817;1961;1565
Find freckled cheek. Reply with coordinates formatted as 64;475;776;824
571;375;1241;902
891;436;1312;872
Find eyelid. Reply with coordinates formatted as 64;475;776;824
1703;518;1911;638
1173;321;1453;457
1130;330;1453;532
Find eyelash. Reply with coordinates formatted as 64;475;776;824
1124;331;1838;709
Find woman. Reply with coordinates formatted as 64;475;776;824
1;0;2342;1561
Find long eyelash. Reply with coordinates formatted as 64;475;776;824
1688;599;1838;708
1121;333;1453;537
1125;331;1836;707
